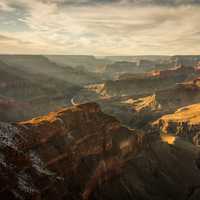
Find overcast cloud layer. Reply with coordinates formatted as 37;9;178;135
0;0;200;55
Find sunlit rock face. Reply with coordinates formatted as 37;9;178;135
153;103;200;146
106;76;200;128
160;134;176;145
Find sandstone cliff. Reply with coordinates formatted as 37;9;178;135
1;102;200;200
0;102;143;200
99;65;199;97
153;103;200;146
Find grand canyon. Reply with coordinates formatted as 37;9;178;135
2;0;200;200
1;55;200;200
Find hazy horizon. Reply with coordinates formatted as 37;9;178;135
0;54;200;57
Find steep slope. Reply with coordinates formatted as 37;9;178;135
74;77;200;129
0;103;143;200
103;58;172;79
94;94;162;128
153;103;200;146
100;65;198;97
1;103;200;200
154;78;200;111
103;77;200;128
0;121;66;200
0;55;101;85
105;55;170;63
171;55;200;67
46;55;110;73
0;60;81;122
104;61;138;78
89;138;200;200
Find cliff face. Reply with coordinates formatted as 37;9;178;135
100;65;199;97
74;77;200;129
153;103;200;146
112;77;200;128
104;61;138;78
155;78;200;110
89;138;200;200
0;59;82;122
17;103;121;152
0;102;144;200
149;65;195;79
1;102;200;200
0;55;102;85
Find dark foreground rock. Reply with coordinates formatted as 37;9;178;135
0;103;200;200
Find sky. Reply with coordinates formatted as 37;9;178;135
0;0;200;55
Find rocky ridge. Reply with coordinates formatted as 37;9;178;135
153;103;200;146
0;103;145;200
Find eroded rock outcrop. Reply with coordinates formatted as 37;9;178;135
100;65;199;97
1;102;200;200
89;138;200;200
153;103;200;146
98;77;200;128
0;102;144;200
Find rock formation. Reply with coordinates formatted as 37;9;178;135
0;103;144;200
153;103;200;146
1;102;200;200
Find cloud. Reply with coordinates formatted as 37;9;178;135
0;1;15;12
1;0;200;55
40;0;200;6
2;0;200;11
0;34;33;45
0;35;15;41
